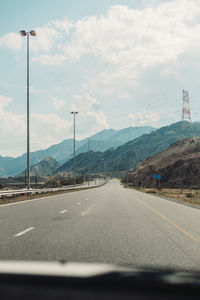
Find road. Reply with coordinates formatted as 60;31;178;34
0;179;200;271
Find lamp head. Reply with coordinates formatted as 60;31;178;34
30;30;36;36
19;30;26;36
71;111;78;114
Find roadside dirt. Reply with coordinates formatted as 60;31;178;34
130;186;200;208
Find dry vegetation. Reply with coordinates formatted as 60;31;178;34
131;186;200;208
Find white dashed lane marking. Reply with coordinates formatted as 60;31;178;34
60;210;67;214
80;203;95;216
14;227;35;237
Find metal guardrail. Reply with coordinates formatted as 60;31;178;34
0;181;105;199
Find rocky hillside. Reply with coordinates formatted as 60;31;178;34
124;137;200;188
17;157;59;177
55;151;103;174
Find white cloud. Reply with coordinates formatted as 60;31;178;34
60;1;200;94
2;1;200;74
49;19;74;34
30;113;72;150
2;1;200;156
30;26;60;53
118;93;131;99
0;26;61;53
0;18;73;54
128;112;161;126
71;93;109;138
0;93;108;156
0;33;22;51
52;97;66;110
0;95;26;156
30;86;46;94
32;54;66;66
0;94;72;156
0;94;12;109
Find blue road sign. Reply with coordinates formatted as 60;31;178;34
153;174;162;180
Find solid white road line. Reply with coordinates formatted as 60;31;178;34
14;227;35;237
60;210;67;214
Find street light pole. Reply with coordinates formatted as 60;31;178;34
101;157;105;184
71;112;78;187
27;33;30;190
87;137;90;186
20;30;36;190
94;144;97;186
103;158;105;183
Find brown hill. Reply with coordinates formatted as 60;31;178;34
124;137;200;188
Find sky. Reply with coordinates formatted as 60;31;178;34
1;0;200;157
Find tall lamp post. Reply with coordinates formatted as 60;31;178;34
71;111;78;187
87;137;90;186
94;144;97;186
20;30;36;190
100;157;105;183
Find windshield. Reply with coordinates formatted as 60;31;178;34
1;0;200;272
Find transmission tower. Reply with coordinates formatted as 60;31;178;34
178;89;193;141
181;89;191;122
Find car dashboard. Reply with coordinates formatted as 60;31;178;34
0;261;200;299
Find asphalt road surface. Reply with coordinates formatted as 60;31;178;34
1;179;200;271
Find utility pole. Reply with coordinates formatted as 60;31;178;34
94;144;97;186
35;171;38;189
100;157;105;184
71;112;78;187
87;137;90;186
20;30;36;189
103;159;105;183
27;33;30;189
25;171;27;188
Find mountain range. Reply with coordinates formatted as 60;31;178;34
57;121;200;174
0;126;155;176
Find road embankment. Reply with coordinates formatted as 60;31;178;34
125;185;200;209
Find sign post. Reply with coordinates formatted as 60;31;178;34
153;174;162;190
